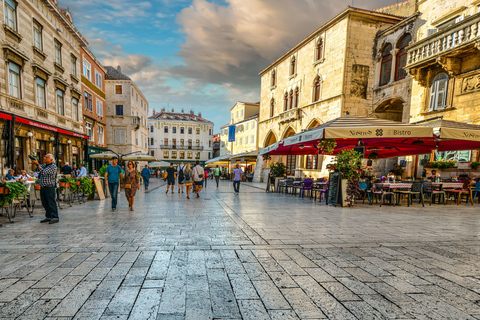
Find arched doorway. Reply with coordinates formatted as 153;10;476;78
374;98;405;122
306;119;321;130
264;131;277;148
282;127;296;139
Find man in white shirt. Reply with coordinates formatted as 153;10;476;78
77;163;87;177
192;160;204;198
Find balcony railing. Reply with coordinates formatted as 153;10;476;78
159;145;204;150
406;13;480;69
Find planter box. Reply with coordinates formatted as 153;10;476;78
59;182;71;188
76;181;81;185
35;184;41;190
0;187;7;194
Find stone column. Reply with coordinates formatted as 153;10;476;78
390;49;399;84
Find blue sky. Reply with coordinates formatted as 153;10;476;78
58;0;399;132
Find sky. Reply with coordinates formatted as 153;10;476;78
58;0;400;132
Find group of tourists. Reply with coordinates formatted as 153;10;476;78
165;161;205;199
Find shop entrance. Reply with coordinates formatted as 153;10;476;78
14;137;24;173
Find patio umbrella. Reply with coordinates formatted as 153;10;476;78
205;154;232;164
261;115;436;158
89;152;118;160
417;119;480;151
122;154;157;162
148;161;171;168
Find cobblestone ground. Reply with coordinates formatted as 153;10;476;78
2;179;480;319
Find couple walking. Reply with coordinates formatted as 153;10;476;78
105;157;140;211
166;160;204;199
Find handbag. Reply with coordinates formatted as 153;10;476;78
125;183;132;189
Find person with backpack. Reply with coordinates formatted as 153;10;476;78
192;160;204;198
183;164;193;199
177;162;186;193
214;165;221;187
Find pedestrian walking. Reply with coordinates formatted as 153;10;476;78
183;164;193;199
214;165;220;187
123;161;140;211
141;165;151;190
105;157;123;212
193;160;204;198
165;163;176;193
31;154;59;224
177;162;185;193
233;164;243;195
157;169;161;178
204;169;209;188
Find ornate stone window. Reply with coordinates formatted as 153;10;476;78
270;98;275;118
395;34;411;81
55;40;62;66
379;44;393;86
283;92;288;111
315;38;323;61
289;56;296;77
270;69;276;87
294;88;299;108
33;20;43;51
313;76;321;102
429;73;448;111
8;61;21;98
4;0;17;31
289;90;294;110
56;89;64;116
36;77;46;109
72;98;78;121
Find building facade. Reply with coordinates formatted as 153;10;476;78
405;0;480;175
220;102;259;156
212;133;220;158
257;7;404;180
80;46;107;171
104;66;149;157
0;0;89;175
148;108;214;164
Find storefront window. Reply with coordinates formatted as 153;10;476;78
435;150;471;162
287;155;296;175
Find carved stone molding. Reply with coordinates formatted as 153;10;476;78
408;68;428;87
462;74;480;93
436;56;462;76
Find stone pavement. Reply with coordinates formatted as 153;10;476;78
2;180;480;319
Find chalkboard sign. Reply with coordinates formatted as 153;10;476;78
327;172;341;207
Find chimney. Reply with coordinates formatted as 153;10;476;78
161;107;165;112
117;65;121;73
181;108;184;113
172;108;174;113
198;112;202;118
190;110;194;115
152;110;155;116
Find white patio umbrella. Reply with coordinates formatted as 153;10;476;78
148;161;171;168
122;154;157;162
88;152;118;160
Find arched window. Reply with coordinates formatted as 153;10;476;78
294;88;299;108
315;39;323;61
290;56;296;76
379;44;393;86
395;34;412;81
313;77;321;102
429;73;448;111
284;92;288;111
271;70;276;87
270;98;275;118
289;90;294;110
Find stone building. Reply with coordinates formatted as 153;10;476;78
148;108;214;165
80;46;107;171
212;133;220;158
0;0;89;175
257;7;404;179
104;66;149;157
220;102;259;156
405;0;480;174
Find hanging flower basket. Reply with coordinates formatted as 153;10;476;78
318;139;337;155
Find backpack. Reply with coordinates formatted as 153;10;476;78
178;166;185;179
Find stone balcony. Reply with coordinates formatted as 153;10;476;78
406;13;480;86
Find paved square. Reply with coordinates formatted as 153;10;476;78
2;180;480;319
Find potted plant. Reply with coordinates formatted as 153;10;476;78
326;149;362;207
79;177;94;196
59;175;71;188
269;162;287;191
389;164;404;178
425;159;457;170
470;161;480;170
318;139;337;155
0;182;27;207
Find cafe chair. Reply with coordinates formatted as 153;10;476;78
358;181;370;203
283;178;295;194
472;183;480;203
422;182;445;205
299;179;313;198
405;181;425;207
445;180;473;205
370;183;395;207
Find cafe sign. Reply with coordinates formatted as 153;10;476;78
440;127;480;141
325;126;433;139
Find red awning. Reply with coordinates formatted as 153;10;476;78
0;112;13;120
15;117;89;139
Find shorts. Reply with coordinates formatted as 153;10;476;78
167;178;175;185
194;181;203;187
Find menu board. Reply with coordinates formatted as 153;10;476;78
327;172;341;206
93;177;105;200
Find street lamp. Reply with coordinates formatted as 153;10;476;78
67;140;72;144
27;132;33;138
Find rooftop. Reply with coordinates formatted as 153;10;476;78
149;108;213;124
104;66;131;81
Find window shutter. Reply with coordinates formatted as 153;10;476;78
429;84;436;111
436;79;447;109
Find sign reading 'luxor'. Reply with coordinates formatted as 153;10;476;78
325;126;433;139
